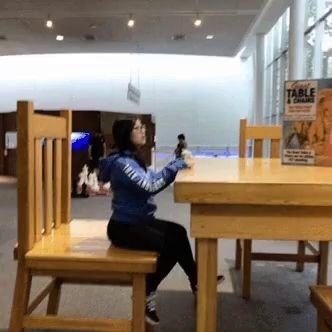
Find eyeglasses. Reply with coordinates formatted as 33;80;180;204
133;124;146;131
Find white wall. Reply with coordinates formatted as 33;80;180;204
0;53;252;148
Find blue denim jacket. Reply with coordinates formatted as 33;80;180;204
100;151;187;224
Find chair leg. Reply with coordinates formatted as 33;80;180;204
9;262;32;332
146;322;157;332
235;239;242;270
317;241;329;285
296;240;305;272
47;278;62;315
132;274;146;332
242;239;252;300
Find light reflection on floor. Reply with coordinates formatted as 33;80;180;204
0;176;16;184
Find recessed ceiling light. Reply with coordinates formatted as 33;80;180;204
128;19;135;28
46;19;53;28
56;35;64;41
206;35;214;40
194;18;202;27
194;13;203;27
128;15;135;28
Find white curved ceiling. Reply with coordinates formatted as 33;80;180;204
0;0;267;56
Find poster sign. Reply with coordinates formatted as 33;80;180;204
282;79;332;166
127;82;141;105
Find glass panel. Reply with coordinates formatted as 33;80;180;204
325;0;332;12
264;66;273;120
5;132;17;149
272;59;281;116
284;51;289;81
322;12;332;77
279;52;288;116
271;114;278;125
272;26;278;59
281;9;289;50
263;7;290;126
322;55;332;77
276;58;281;115
285;7;290;35
265;32;273;66
273;17;283;58
322;12;332;53
305;29;316;78
306;0;317;27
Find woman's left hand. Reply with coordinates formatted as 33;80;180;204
184;156;195;168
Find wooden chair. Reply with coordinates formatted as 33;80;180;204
10;101;157;332
235;118;328;299
310;286;332;332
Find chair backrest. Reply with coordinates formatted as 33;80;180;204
17;101;72;257
239;118;282;158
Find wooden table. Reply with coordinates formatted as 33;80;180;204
174;158;332;332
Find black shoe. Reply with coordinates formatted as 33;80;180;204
217;274;225;284
191;274;225;294
145;292;160;326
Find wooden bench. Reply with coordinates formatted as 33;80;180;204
9;101;157;332
311;286;332;332
235;118;328;299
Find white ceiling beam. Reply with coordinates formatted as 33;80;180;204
0;9;260;19
236;0;292;58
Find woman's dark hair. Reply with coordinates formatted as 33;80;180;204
178;133;185;141
112;119;147;170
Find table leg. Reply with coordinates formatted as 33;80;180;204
242;239;252;299
317;241;329;285
197;238;218;332
317;311;330;332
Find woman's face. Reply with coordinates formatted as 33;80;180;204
131;119;146;146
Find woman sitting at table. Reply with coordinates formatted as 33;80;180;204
100;118;224;326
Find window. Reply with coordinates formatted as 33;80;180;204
306;0;318;27
322;11;332;76
258;1;332;125
264;65;273;124
263;8;290;124
5;132;17;149
305;30;316;78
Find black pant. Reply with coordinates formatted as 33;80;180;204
107;218;197;294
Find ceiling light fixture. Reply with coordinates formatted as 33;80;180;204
56;35;64;41
128;15;135;28
46;19;53;28
194;14;202;27
206;35;214;40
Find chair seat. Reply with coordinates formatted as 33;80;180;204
311;286;332;327
26;219;157;273
311;286;332;312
